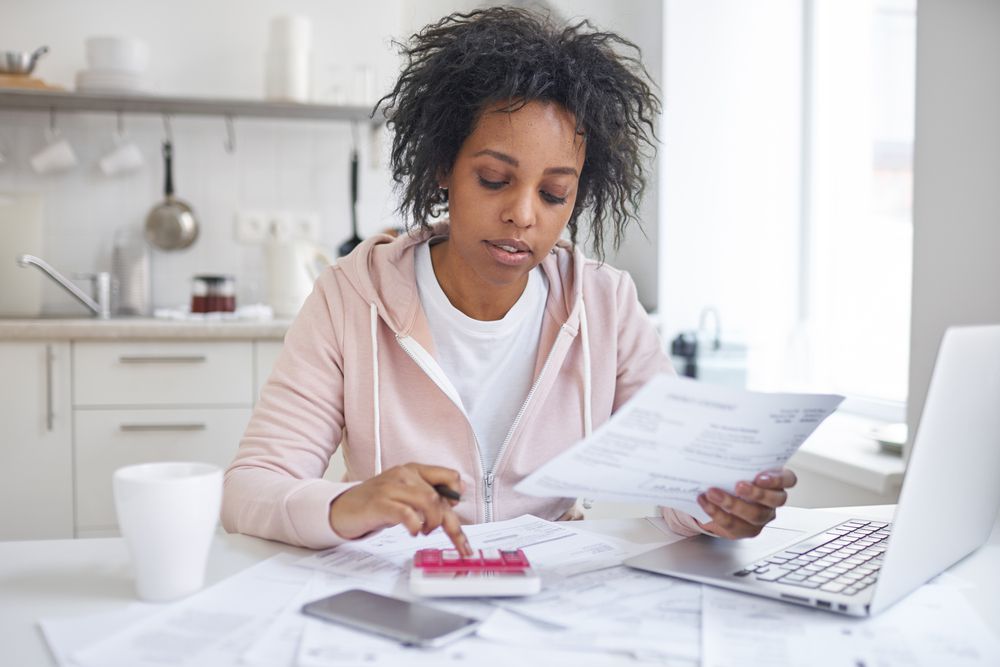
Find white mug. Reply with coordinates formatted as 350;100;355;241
113;462;223;602
99;138;143;175
30;135;78;174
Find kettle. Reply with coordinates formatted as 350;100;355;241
265;240;335;318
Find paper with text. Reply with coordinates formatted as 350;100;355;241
70;554;311;667
702;585;1000;667
516;375;843;522
294;514;646;583
491;564;701;662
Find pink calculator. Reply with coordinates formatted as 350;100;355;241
409;548;541;597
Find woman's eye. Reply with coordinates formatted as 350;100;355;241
541;191;568;205
478;176;506;190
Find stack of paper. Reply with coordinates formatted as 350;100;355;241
39;514;1000;667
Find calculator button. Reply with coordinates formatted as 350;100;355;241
481;548;503;563
500;550;529;566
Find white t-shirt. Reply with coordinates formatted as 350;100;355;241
414;240;548;470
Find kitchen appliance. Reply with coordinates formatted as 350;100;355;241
145;141;198;251
0;46;48;75
337;145;362;256
266;239;334;318
0;193;44;317
111;229;151;316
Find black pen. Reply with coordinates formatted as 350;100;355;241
433;484;461;502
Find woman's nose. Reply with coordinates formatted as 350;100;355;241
500;187;536;228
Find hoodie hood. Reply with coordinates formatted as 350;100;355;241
336;222;588;336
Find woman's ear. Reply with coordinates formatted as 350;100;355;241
436;168;450;190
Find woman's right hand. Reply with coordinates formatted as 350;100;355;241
328;463;472;555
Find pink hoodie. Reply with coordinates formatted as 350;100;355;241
222;223;703;548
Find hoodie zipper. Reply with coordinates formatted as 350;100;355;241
395;336;490;519
396;328;571;523
483;333;565;521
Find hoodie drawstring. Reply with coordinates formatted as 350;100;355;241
579;294;594;511
370;302;383;475
579;297;593;438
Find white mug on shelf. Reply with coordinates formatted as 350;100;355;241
30;130;78;174
112;462;223;602
99;134;144;175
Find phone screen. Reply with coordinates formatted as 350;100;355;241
301;589;480;647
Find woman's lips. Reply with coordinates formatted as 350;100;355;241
484;239;532;266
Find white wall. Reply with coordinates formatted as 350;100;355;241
549;0;663;310
1;0;662;315
908;0;1000;449
658;0;802;375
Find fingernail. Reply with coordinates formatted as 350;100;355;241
758;473;773;484
707;488;724;503
736;482;751;495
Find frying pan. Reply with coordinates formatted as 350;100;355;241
145;140;198;251
337;146;362;257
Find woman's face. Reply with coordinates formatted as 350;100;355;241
440;100;586;293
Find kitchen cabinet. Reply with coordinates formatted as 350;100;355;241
0;342;73;540
74;407;251;534
72;341;254;536
0;323;347;539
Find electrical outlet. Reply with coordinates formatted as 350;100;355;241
266;212;294;242
236;209;322;243
291;212;321;242
235;210;268;243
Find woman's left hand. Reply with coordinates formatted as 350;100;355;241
696;468;798;539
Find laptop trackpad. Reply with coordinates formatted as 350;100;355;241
627;524;806;578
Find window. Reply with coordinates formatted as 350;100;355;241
796;0;915;417
660;0;915;420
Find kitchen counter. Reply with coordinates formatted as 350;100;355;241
0;317;292;340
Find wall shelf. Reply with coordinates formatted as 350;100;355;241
0;89;378;123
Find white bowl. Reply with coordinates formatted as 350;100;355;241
85;36;148;73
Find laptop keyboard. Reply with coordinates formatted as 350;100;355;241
733;519;891;596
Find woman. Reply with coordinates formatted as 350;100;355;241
222;7;796;553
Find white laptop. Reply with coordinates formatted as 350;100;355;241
625;324;1000;616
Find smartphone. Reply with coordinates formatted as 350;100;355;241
301;589;481;648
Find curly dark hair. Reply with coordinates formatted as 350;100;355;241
374;6;660;260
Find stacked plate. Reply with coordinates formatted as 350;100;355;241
76;69;145;93
75;36;148;94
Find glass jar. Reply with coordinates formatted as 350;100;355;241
191;275;236;314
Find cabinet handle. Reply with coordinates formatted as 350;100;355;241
119;423;208;432
45;344;54;432
118;355;207;364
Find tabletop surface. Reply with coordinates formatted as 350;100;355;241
1;506;997;666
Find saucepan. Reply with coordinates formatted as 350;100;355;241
145;141;199;250
0;46;49;75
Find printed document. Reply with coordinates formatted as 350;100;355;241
294;514;646;583
516;374;843;522
701;585;1000;667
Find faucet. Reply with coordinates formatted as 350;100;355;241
18;254;112;319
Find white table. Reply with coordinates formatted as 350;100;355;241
1;506;998;665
